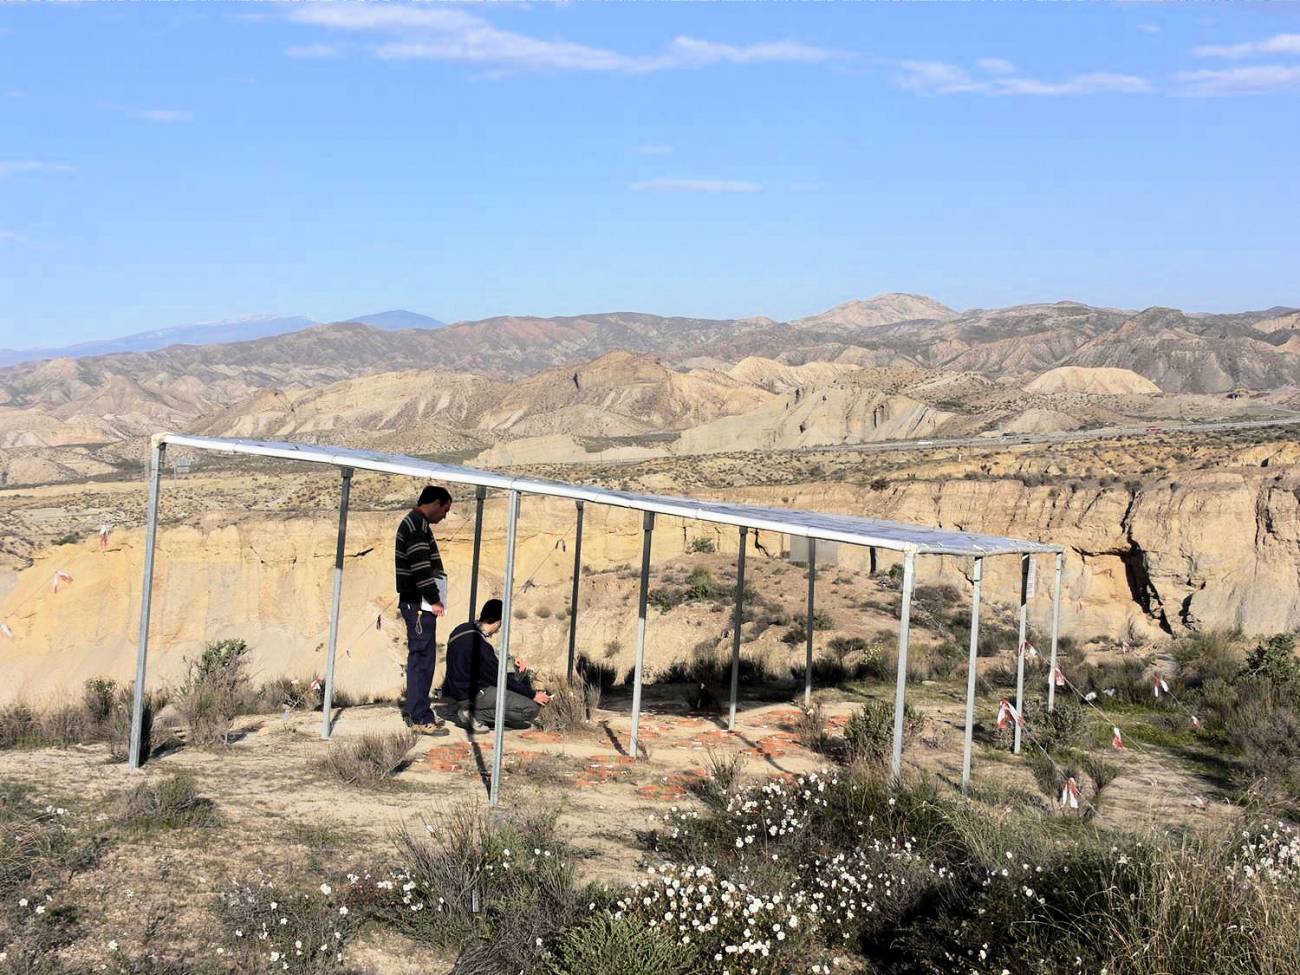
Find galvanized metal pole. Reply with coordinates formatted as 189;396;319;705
128;438;166;771
321;468;353;740
960;557;984;792
889;550;917;779
804;539;817;706
628;511;655;759
1013;554;1030;754
488;490;521;806
566;500;584;679
467;485;486;624
1047;552;1064;712
727;526;749;731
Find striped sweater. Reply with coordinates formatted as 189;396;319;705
394;509;446;601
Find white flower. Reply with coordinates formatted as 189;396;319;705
320;883;332;895
108;941;119;952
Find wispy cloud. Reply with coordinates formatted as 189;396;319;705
1138;24;1161;36
1176;64;1300;96
896;60;1152;96
630;178;760;193
0;230;18;243
139;109;193;123
976;58;1016;75
0;160;73;178
1194;34;1300;60
286;43;339;59
289;6;840;73
635;144;673;155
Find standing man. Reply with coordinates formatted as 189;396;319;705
395;485;453;736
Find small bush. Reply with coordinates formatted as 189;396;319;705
534;605;553;619
543;913;693;975
107;683;157;763
537;676;600;731
175;638;252;747
82;678;117;723
827;635;866;660
686;536;716;554
841;700;925;766
1172;629;1242;689
117;773;219;831
576;654;618;691
794;701;829;752
320;731;415;786
688;749;746;808
1028;698;1090;753
782;610;834;645
389;805;590;972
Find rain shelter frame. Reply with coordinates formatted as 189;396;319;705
128;435;1065;802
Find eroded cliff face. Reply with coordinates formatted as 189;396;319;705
1;468;1297;703
722;464;1300;641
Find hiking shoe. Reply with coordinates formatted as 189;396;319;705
457;706;491;733
412;722;449;737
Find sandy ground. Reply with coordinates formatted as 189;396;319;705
0;675;1238;973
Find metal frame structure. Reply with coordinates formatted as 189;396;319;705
128;434;1065;803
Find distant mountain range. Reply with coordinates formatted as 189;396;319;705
0;309;445;367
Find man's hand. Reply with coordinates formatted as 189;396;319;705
514;656;528;673
533;691;551;705
430;602;445;617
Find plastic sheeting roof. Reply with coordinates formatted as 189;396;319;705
158;434;1062;558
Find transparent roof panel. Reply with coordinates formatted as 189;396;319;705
160;434;1062;557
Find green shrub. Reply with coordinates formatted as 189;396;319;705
686;536;716;554
388;806;592;974
82;678;117;723
795;701;829;752
827;635;866;660
175;638;251;747
543;914;693;975
842;700;925;766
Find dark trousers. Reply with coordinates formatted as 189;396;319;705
475;686;540;729
399;600;438;725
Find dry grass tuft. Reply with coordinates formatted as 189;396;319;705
320;730;416;786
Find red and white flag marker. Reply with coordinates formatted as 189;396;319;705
1111;726;1125;750
1060;776;1081;810
1021;641;1038;659
1053;666;1066;688
997;699;1025;730
52;570;73;594
1152;675;1170;699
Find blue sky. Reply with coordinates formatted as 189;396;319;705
2;2;1298;346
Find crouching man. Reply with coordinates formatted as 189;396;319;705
443;598;551;732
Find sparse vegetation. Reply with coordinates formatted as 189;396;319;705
537;675;600;731
117;773;220;832
175;638;253;747
319;730;415;786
